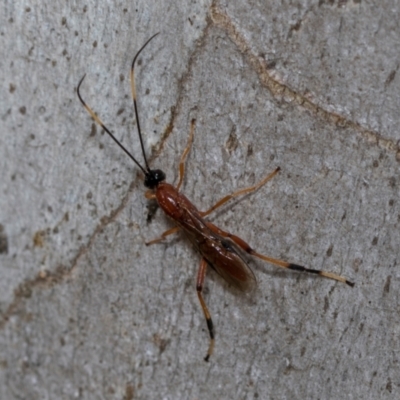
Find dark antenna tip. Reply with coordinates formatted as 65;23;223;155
131;32;160;69
130;33;161;173
78;73;86;87
77;34;162;180
77;74;87;102
76;71;149;176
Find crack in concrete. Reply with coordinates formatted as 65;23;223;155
2;4;398;331
210;4;400;158
0;18;215;331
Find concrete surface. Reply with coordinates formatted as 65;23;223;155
1;1;400;399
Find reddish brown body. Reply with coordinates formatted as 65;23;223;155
77;33;353;362
155;182;256;291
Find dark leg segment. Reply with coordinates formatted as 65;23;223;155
196;258;215;362
205;221;354;287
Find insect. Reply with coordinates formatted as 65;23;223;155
77;33;354;362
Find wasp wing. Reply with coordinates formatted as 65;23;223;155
178;208;257;292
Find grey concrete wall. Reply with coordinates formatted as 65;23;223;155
1;1;399;399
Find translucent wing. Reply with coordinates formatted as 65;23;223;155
178;209;257;292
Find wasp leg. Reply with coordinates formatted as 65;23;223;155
145;226;180;246
196;258;215;362
145;190;156;200
200;167;280;217
206;221;354;287
176;119;196;191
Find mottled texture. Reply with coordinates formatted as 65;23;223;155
1;1;399;399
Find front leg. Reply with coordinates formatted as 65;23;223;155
145;226;180;246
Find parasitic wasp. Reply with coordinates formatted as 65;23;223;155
77;33;354;361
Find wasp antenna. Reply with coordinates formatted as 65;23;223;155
130;33;160;172
77;74;148;175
